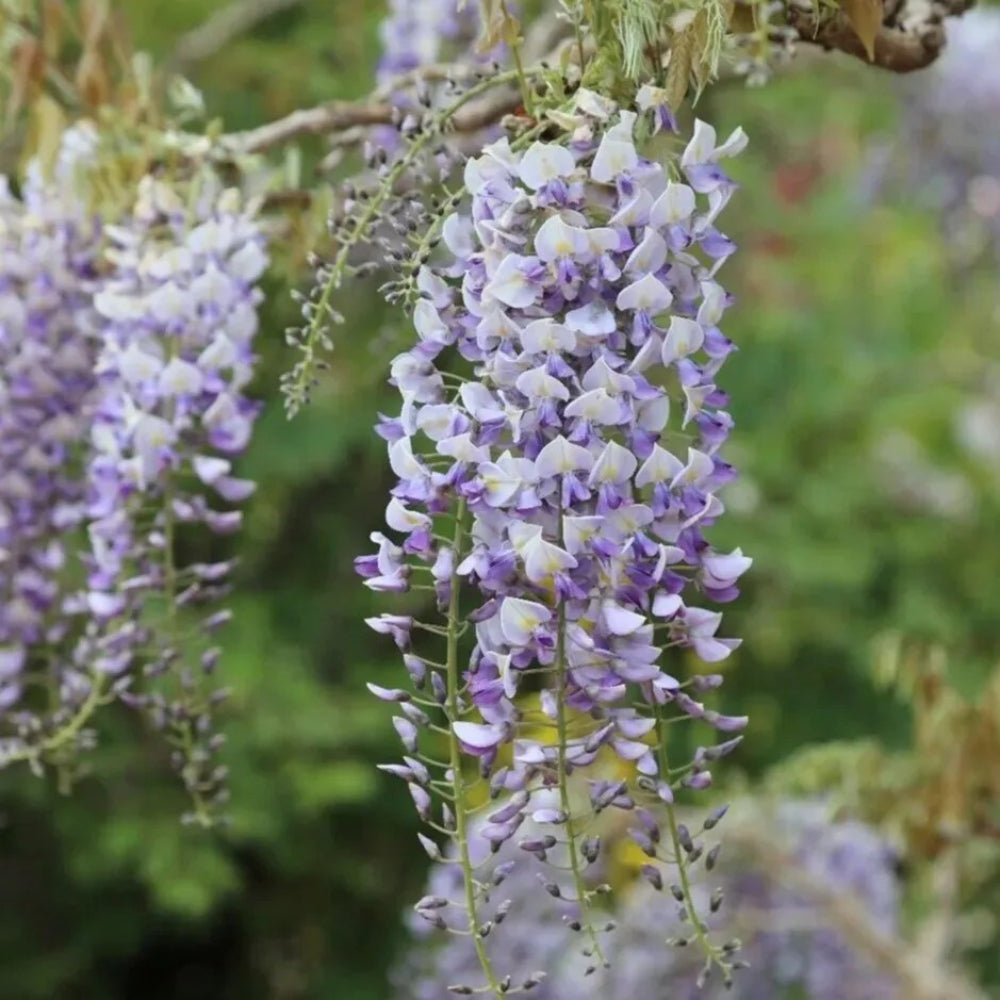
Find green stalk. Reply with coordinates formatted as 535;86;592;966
554;498;606;967
2;674;107;768
654;701;727;973
499;0;531;111
555;600;608;968
445;499;504;996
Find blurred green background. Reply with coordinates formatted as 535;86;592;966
2;2;999;998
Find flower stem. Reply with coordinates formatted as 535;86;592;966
1;674;107;768
654;701;729;976
163;487;212;827
555;599;607;969
445;499;504;996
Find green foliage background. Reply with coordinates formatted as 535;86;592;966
1;2;998;998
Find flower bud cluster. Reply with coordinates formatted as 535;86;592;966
362;98;750;990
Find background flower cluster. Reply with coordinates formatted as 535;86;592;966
0;133;267;796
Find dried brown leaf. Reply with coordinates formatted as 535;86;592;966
79;0;110;48
665;28;694;110
841;0;883;61
26;94;65;177
729;3;757;34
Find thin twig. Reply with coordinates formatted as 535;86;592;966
222;100;394;155
222;82;523;157
217;0;975;161
173;0;306;66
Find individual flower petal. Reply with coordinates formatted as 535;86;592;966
661;316;705;365
535;436;595;477
483;254;539;308
518;142;576;189
615;273;673;313
499;597;553;646
589;440;638;485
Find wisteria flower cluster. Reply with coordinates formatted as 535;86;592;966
360;97;751;993
395;799;903;1000
0;126;103;718
0;133;267;811
81;175;267;810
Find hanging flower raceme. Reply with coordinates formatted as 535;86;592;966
361;98;750;994
0;126;105;754
75;174;267;815
0;122;268;808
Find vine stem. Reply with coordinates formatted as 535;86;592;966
161;322;213;826
499;0;531;111
653;701;728;977
0;674;108;768
163;480;212;826
445;499;504;996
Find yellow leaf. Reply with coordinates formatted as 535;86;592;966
666;28;694;110
25;94;65;179
841;0;882;61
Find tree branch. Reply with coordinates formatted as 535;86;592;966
173;0;306;66
785;0;975;73
223;100;394;155
220;0;974;160
221;76;524;156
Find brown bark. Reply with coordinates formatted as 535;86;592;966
787;0;976;73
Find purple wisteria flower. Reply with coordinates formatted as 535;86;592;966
80;173;265;686
376;0;480;82
0;126;103;729
588;801;902;999
363;98;750;991
393;789;596;999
